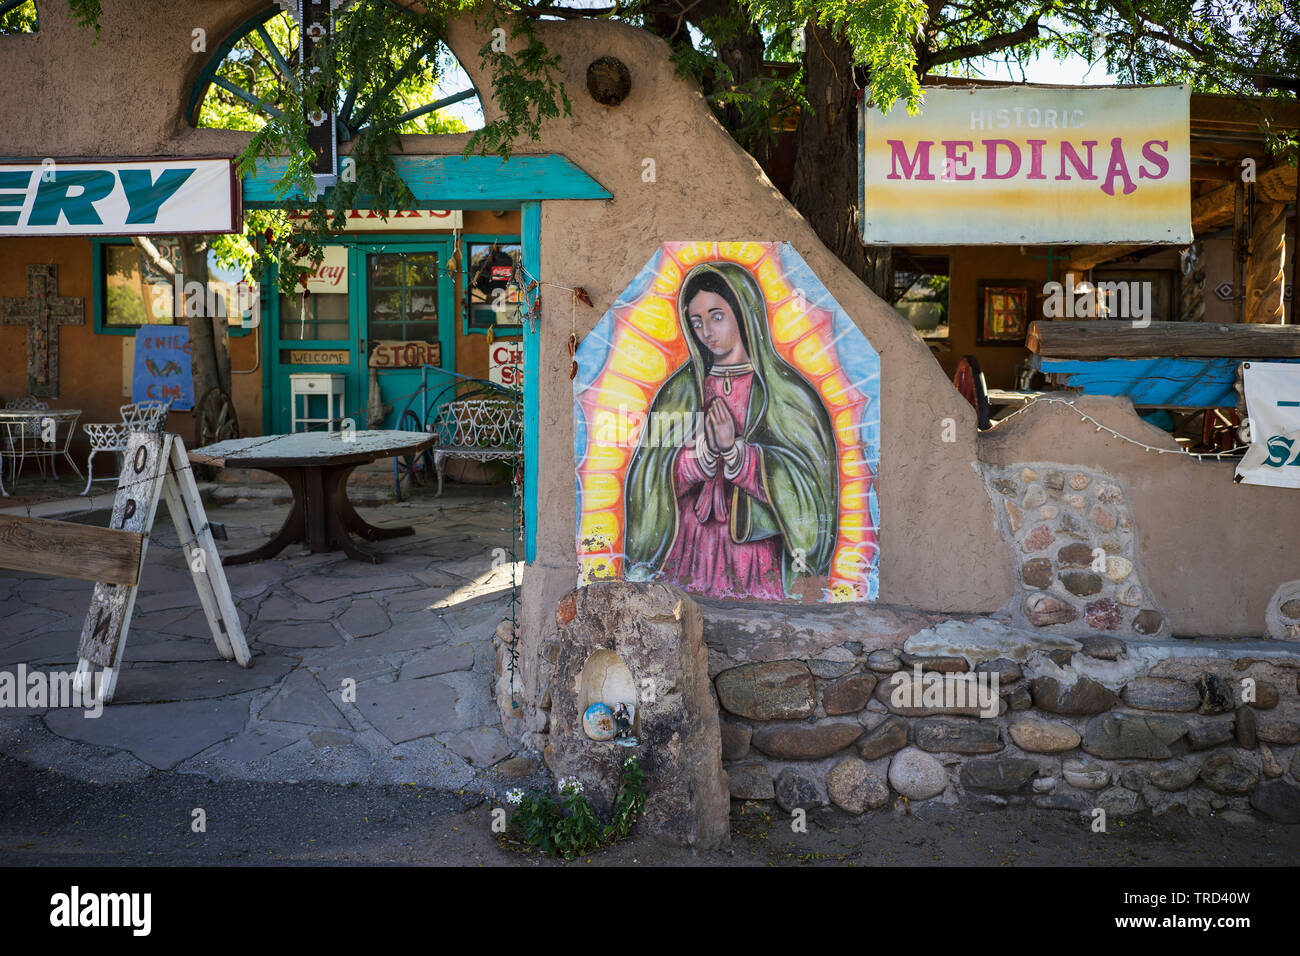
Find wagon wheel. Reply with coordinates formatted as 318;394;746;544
393;408;431;499
193;386;241;480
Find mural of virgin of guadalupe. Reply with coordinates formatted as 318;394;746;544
624;262;838;600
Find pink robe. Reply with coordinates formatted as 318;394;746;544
660;371;785;600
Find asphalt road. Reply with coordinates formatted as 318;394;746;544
2;756;1298;867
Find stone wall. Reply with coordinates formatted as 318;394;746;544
711;615;1300;824
983;462;1169;638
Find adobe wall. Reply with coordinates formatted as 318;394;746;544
3;8;1299;724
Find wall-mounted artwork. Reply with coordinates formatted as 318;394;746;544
573;242;881;603
977;281;1031;345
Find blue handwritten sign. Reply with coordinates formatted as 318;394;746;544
132;326;194;410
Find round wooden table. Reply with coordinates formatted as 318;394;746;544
188;430;436;564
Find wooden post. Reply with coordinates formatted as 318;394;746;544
1246;202;1288;324
1233;181;1247;324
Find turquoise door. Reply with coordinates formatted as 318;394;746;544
269;244;360;433
352;240;455;429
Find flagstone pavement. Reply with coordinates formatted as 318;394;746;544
0;491;541;792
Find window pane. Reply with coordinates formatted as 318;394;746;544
104;244;175;326
405;253;439;286
369;255;400;286
280;292;348;340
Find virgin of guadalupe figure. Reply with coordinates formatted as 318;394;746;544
623;261;838;600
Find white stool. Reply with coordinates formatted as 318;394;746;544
290;373;345;433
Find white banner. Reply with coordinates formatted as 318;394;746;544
0;158;239;236
1235;362;1300;488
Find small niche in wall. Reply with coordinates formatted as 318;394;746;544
577;649;639;739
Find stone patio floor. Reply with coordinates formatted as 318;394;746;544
0;489;537;792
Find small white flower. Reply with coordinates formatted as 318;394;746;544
558;776;584;795
505;788;524;805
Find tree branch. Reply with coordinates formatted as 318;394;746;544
919;16;1042;72
130;237;177;279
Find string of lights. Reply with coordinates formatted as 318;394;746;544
996;397;1249;461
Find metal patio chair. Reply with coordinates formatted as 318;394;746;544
81;399;173;495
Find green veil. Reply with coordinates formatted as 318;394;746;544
623;260;838;595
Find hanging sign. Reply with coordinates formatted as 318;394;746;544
296;245;349;293
0;158;240;236
860;85;1191;245
368;340;440;368
132;326;194;411
489;341;524;389
1235;361;1300;489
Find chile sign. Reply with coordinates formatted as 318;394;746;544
132;327;194;410
860;84;1191;245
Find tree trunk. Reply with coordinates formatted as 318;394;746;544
789;22;888;298
177;235;231;403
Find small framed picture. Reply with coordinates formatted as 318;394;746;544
977;281;1031;345
465;240;523;334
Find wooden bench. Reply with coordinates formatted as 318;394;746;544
429;398;523;496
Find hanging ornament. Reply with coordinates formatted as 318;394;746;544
568;332;579;380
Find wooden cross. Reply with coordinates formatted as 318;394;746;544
1;264;84;398
1027;245;1072;285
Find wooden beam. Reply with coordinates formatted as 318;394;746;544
1245;202;1288;324
1191;162;1298;230
1191;164;1236;181
1191;93;1300;132
1068;163;1298;272
0;515;142;585
1026;320;1300;359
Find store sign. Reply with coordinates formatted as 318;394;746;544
860;85;1191;245
1236;362;1300;489
0;158;240;236
490;341;524;389
285;209;462;231
368;340;440;368
296;245;349;293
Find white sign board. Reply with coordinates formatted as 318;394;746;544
1235;362;1300;488
489;340;524;390
285;209;463;231
860;85;1191;245
297;245;349;293
0;158;240;236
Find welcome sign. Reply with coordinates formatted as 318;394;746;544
860;85;1191;245
0;158;240;236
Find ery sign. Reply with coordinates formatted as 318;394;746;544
0;158;240;236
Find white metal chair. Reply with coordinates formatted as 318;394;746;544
82;399;173;495
429;398;523;496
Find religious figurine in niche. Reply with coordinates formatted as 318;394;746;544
624;262;838;600
613;702;637;747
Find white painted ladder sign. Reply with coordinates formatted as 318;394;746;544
75;431;251;702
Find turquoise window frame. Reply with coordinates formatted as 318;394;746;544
91;237;253;337
460;232;523;337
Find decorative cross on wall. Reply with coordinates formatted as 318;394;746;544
1;264;85;398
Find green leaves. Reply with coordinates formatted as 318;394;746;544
467;5;573;158
506;756;647;859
